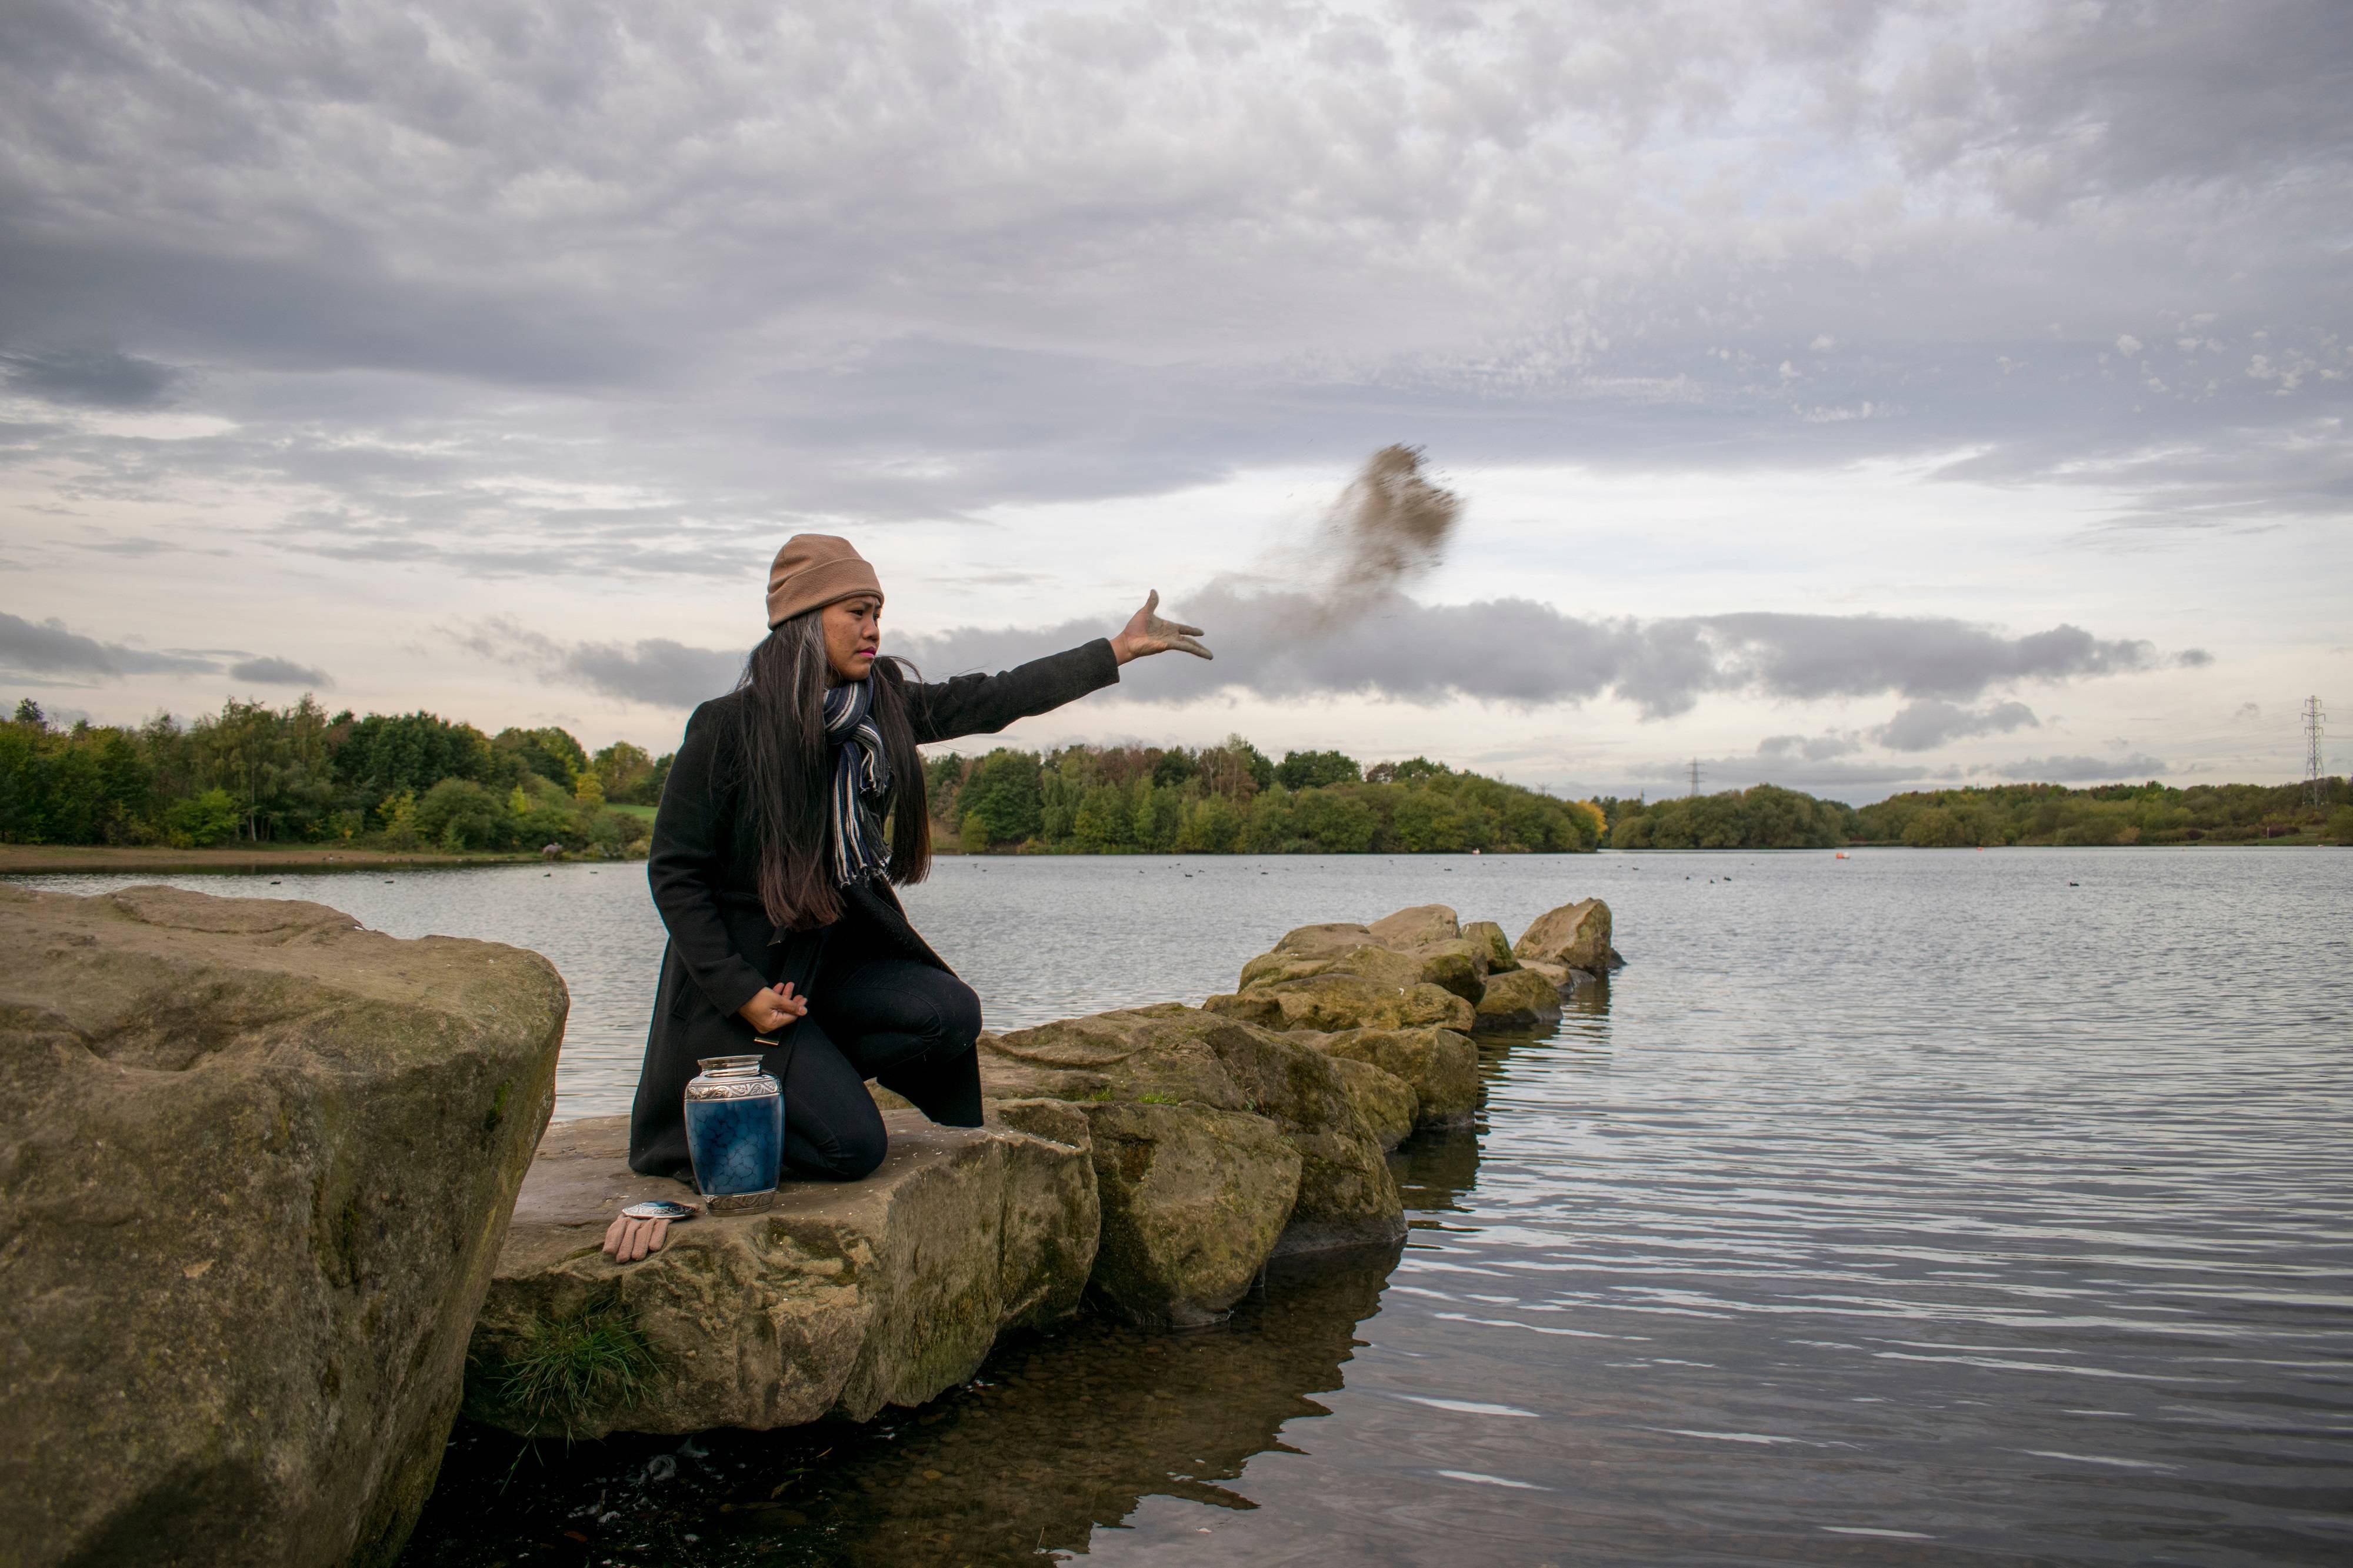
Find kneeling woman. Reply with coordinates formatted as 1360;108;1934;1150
606;535;1207;1259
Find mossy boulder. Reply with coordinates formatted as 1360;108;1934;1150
979;1005;1404;1264
1326;1056;1417;1151
1462;920;1517;972
1516;898;1615;973
1074;1100;1301;1326
0;883;566;1568
465;1110;1097;1437
1204;973;1476;1034
1314;1027;1481;1128
1472;966;1566;1030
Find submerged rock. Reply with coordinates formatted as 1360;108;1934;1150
0;882;566;1568
465;1110;1097;1437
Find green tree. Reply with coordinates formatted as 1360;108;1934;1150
1071;783;1136;851
1134;782;1183;852
1276;749;1362;790
165;787;241;847
415;778;511;851
1174;795;1243;852
1238;792;1294;852
378;790;420;849
590;741;654;802
495;726;589;789
959;749;1042;846
1290;788;1378;851
1901;806;1969;847
335;712;495;800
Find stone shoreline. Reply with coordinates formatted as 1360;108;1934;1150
464;898;1619;1442
2;882;1612;1567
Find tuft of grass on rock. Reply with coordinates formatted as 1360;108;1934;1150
481;1303;656;1437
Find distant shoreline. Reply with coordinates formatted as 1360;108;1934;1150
0;845;549;876
4;838;2338;880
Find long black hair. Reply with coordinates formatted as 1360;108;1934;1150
731;609;930;929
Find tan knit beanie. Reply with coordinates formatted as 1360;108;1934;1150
765;534;884;627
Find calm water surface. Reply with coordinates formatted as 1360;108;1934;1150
21;849;2352;1564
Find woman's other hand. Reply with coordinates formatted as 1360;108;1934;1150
1110;590;1211;664
602;1212;668;1262
737;980;809;1034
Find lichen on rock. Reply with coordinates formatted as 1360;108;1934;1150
0;882;567;1568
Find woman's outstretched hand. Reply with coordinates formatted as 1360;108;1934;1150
1110;590;1211;665
738;980;808;1034
602;1212;668;1262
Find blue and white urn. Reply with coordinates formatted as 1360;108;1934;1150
683;1053;784;1213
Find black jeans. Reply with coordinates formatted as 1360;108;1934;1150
760;957;983;1182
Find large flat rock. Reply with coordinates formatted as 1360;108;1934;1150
0;882;567;1568
464;1110;1098;1438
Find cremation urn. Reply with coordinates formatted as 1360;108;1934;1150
684;1053;784;1212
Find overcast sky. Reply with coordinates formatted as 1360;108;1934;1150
3;0;2347;800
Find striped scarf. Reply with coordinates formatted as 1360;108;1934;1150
821;678;892;886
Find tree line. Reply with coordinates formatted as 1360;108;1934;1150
1853;778;2352;847
928;739;1605;853
11;692;2341;855
1597;776;2351;848
1;697;665;854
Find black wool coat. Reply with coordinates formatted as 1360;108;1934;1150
626;638;1121;1180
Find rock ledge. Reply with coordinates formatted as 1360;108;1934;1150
465;1110;1098;1438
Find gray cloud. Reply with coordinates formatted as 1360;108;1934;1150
900;586;2177;718
563;640;743;708
226;655;331;688
0;345;182;408
0;0;2345;552
448;590;2191;720
1987;753;2169;782
0;610;216;678
1759;732;1864;762
457;619;742;708
1871;699;2039;752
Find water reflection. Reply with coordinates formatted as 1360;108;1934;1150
406;1244;1407;1567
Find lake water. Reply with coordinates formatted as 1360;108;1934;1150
18;849;2352;1564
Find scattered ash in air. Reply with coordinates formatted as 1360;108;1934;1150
1312;444;1464;622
